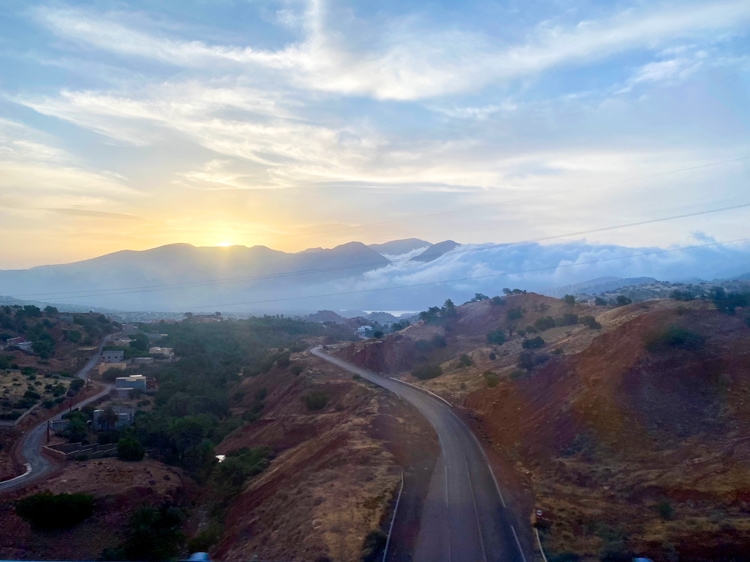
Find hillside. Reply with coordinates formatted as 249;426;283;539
332;292;750;561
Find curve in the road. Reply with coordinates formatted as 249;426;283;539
311;346;530;562
0;337;113;493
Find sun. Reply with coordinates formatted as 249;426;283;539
216;241;233;247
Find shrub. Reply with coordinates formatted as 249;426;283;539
457;354;473;368
488;352;497;360
645;326;705;352
121;504;186;562
291;363;304;376
15;491;95;529
412;364;443;380
118;437;146;461
304;391;330;411
491;296;504;306
594;297;607;306
522;336;545;349
581;315;602;329
563;295;576;306
557;313;579;326
534;316;556;331
486;328;506;345
188;522;221;553
656;500;674;520
69;378;85;392
361;529;387;562
615;295;632;307
484;371;499;388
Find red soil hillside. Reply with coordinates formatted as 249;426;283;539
205;351;439;562
334;295;750;561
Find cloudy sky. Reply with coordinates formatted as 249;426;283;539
1;0;748;269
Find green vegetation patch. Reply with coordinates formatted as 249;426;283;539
411;364;443;380
644;326;705;352
16;491;95;530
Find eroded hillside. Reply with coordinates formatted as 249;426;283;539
334;293;750;561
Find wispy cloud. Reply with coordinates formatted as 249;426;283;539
35;0;750;99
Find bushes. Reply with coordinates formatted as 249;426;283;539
483;371;499;388
534;316;556;331
522;336;545;349
486;328;506;345
118;437;146;461
644;326;705;352
412;364;443;380
361;530;387;562
457;354;473;368
304;391;330;411
15;491;95;529
581;315;602;329
557;313;579;326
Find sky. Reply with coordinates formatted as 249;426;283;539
0;0;749;269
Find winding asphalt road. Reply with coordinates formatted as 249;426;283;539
311;346;530;562
0;338;113;493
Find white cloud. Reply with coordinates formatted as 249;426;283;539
35;0;750;100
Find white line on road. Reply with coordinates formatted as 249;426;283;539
511;525;528;562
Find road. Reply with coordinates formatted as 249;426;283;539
311;346;529;562
0;338;113;493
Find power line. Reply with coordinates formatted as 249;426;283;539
270;155;750;240
185;236;750;310
11;200;750;301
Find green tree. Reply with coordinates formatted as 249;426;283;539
486;329;506;345
615;295;632;306
130;332;150;352
457;354;473;368
563;295;576;306
118;437;146;461
122;504;186;562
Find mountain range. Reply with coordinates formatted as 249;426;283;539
0;238;749;313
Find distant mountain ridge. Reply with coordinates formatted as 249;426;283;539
2;238;749;313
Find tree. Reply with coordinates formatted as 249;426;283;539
615;295;632;307
130;332;150;352
121;504;186;562
563;295;576;306
43;305;59;314
594;297;607;306
471;293;489;302
486;328;506;345
457;354;473;368
118;437;146;461
100;406;119;431
522;336;545;349
502;288;512;295
442;299;457;318
66;415;88;443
